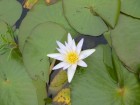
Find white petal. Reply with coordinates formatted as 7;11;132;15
76;38;84;54
72;39;76;51
47;53;63;61
56;41;66;51
68;33;73;45
79;49;96;60
56;48;67;55
78;60;87;67
65;42;72;51
67;64;77;83
53;62;67;70
63;63;71;70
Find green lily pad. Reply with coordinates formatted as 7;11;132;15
111;14;140;73
32;78;47;105
0;0;22;25
0;21;8;34
63;0;120;36
18;1;77;52
121;0;140;18
71;45;140;105
104;31;112;46
22;22;67;82
0;53;38;105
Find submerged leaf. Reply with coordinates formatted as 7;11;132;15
49;69;68;97
53;88;71;105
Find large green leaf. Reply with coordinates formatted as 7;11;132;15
63;0;120;36
0;53;38;105
0;21;8;34
121;0;140;18
0;0;22;25
18;1;77;52
22;22;67;82
71;45;140;105
111;14;140;73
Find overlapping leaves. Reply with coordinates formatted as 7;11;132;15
71;45;140;105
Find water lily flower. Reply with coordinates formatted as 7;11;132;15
47;33;95;83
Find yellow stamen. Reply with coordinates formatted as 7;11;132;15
66;52;79;64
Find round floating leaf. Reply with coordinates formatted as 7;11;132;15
63;0;120;36
0;21;8;34
0;54;38;105
121;0;140;18
19;1;77;52
32;78;47;105
22;22;67;82
71;45;140;105
0;0;22;25
111;14;140;73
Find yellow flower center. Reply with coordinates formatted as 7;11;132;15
66;52;79;64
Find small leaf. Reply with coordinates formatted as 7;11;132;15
49;69;68;97
53;88;71;105
45;0;59;5
24;0;38;9
0;21;17;55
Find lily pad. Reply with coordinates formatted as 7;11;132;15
18;1;77;52
0;21;8;34
111;14;140;73
0;0;22;25
22;22;67;82
71;45;140;105
0;53;38;105
121;0;140;18
63;0;120;36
